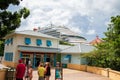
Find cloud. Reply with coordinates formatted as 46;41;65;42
70;27;82;34
16;0;120;41
86;29;95;35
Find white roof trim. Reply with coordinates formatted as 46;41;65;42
4;30;60;40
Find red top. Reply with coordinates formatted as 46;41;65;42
16;63;26;78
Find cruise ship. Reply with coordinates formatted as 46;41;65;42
38;26;87;44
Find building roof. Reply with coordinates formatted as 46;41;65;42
60;43;95;54
4;30;59;40
89;36;102;45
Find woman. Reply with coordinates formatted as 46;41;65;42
55;62;62;80
44;62;51;80
24;65;29;80
28;65;33;80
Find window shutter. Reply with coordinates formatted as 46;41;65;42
46;40;52;47
36;39;42;46
25;38;31;45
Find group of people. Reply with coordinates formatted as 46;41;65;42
15;59;51;80
38;62;51;80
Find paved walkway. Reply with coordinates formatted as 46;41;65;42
33;68;110;80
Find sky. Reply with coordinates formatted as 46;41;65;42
9;0;120;42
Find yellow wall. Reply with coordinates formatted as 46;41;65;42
0;62;16;80
0;69;7;80
4;35;19;63
15;34;58;48
2;61;17;68
109;70;120;80
4;33;59;66
67;64;87;71
67;64;120;80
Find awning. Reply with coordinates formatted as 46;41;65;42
18;45;61;53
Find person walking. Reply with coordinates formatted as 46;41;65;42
38;63;46;80
55;62;63;80
28;65;33;80
16;59;26;80
44;62;51;80
24;65;29;80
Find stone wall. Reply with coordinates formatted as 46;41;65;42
67;63;120;80
0;69;7;80
2;61;17;68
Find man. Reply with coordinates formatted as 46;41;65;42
38;63;46;80
16;59;26;80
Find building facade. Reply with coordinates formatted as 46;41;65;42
3;30;60;68
60;43;95;65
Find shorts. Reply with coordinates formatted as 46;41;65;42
16;78;23;80
38;76;45;80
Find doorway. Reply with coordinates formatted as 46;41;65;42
46;57;50;62
22;54;30;65
35;55;41;67
35;58;41;67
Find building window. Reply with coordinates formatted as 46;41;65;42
22;54;30;58
10;38;13;45
64;55;71;63
25;38;31;45
46;40;52;47
36;39;42;46
5;38;13;45
4;52;13;61
5;39;7;45
5;39;9;45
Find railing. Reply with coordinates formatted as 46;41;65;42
67;63;120;80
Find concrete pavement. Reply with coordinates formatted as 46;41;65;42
32;68;110;80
